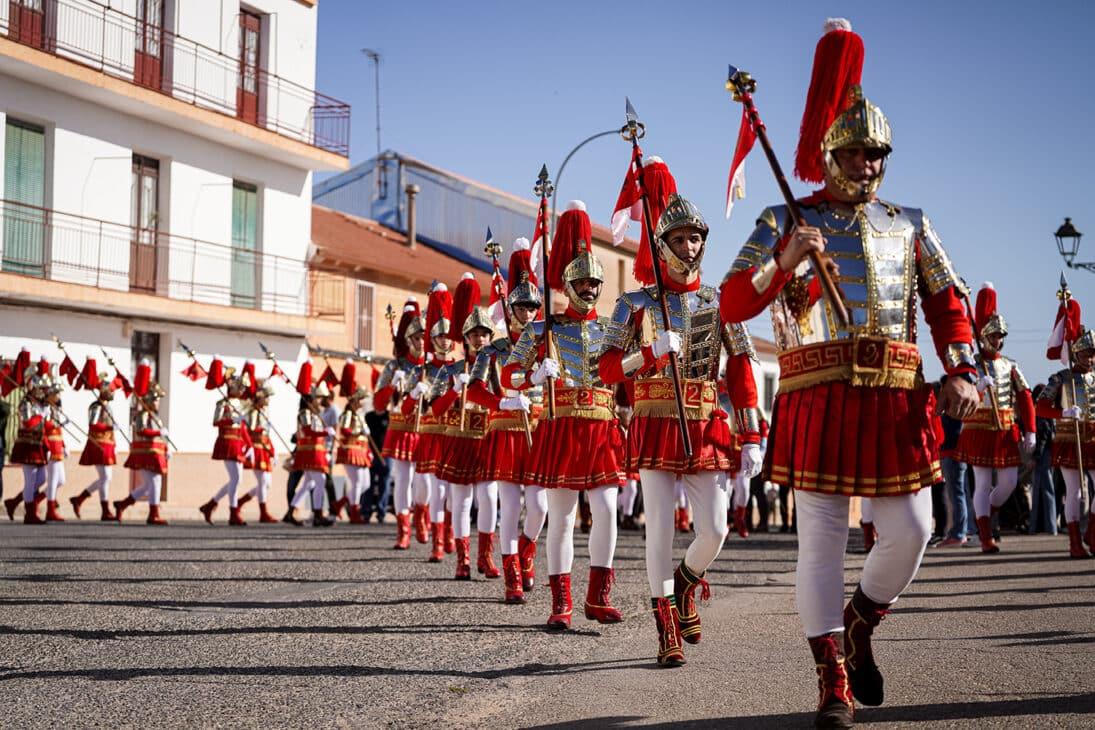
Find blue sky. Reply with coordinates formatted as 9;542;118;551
315;1;1095;383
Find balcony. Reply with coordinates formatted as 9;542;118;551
0;199;307;316
0;0;350;167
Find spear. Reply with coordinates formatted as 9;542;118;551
724;67;850;329
959;293;1005;431
486;235;534;448
414;353;435;433
51;334;131;446
258;341;294;384
322;352;383;458
1058;275;1085;478
99;346;174;450
534;165;557;419
0;367;87;440
622;98;692;457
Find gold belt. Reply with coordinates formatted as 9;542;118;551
778;336;922;392
633;377;716;421
554;386;614;421
963;407;1014;431
445;410;488;438
388;411;413;432
488;406;543;433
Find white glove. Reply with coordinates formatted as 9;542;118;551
740;443;764;479
410;381;430;400
531;358;560;386
499;394;531;412
976;374;994;393
1063;405;1082;419
453;373;471;394
392;369;407;387
652;330;682;359
1021;432;1036;454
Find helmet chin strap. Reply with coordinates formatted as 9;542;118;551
657;238;704;278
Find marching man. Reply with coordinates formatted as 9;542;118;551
601;190;763;667
199;364;255;526
503;201;623;630
239;380;280;523
5;363;50;524
116;361;169;525
336;386;374;525
719;20;978;726
41;374;70;522
284;380;335;527
71;373;120;521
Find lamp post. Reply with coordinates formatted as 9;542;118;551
1055;217;1089;272
549;128;621;242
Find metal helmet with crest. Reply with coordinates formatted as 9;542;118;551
654;193;709;277
450;273;489;340
424;281;454;355
395;297;424;357
974;282;1008;351
546;201;603;315
1072;328;1095;355
506;237;542;310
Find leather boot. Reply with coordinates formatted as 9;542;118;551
477;532;501;578
673;559;710;644
146;504;168;526
228;506;247;526
518;533;537;591
454;536;472;580
393;512;411;549
428;523;445;563
98;500;116;521
861;520;877;554
502;554;525;604
1086;516;1095;555
45;499;65;522
734;506;750;538
808;632;855;729
1068;522;1090;558
675;507;690;533
312;509;335;527
23;500;45;524
199;499;217;525
258;502;278;523
414;504;430;544
330;496;348;520
444;510;455;553
843;585;889;707
347;504;367;524
237;493;254;508
69;490;91;519
113;496;136;522
976;515;999;554
620;514;639;531
652;596;686;667
5;495;21;521
547;573;572;629
33;491;45;509
282;509;303;526
584;566;623;623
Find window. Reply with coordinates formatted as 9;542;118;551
236;10;262;124
356;281;375;353
129;154;160;293
231;181;259;308
3;119;47;277
763;373;776;413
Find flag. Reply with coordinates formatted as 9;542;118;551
1047;298;1082;363
59;354;79;385
113;371;133;398
531;201;549;280
610;144;643;246
487;265;507;329
269;361;287;382
181;360;207;382
319;364;339;389
725;106;757;219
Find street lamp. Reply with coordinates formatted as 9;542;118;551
1055;217;1086;270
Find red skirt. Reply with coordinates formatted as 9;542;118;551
954;428;1021;468
628;415;733;475
212;425;248;462
766;382;939;497
44;422;65;461
383;428;419;462
80;426;116;466
524;417;621;490
437;435;484;485
337;438;373;467
124;437;168;474
11;428;48;465
414;432;444;474
293;432;329;471
478;429;531;484
245;433;274;472
1051;437;1095;470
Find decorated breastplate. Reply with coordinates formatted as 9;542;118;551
976;355;1024;410
1059;371;1095;422
632;286;721;380
549;317;608;389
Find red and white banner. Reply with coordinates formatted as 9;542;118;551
725;107;757;219
1047;298;1082;363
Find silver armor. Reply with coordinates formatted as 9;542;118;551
1041;369;1095;425
973;355;1028;411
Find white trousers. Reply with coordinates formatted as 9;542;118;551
731;472;750;509
131;470;162;505
545;486;618;575
413;470;433;509
290;470;326;510
429;478;448;523
498;481;523;553
641;469;728;597
674;477;688;508
971;466;1018;518
1060;468;1093;523
45;460;65;501
390;459;414;515
245;470;272;503
86;464;112;500
860;497;874;524
523;485;548;541
795;488;931;638
451;483;474;539
618;478;639;517
22;464;46;502
475;480;498;533
344;465;368;507
212;461;242;507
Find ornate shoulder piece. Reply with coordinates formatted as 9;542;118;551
697;285;717;303
1009;360;1030;394
470;348;494;385
506;320;543;370
722;321;757;360
909;209;969;297
605;292;642;354
376;360;397;390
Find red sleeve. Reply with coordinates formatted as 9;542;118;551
719;264;794;324
1016;388;1036;433
241;425;253;449
1036;400;1061;419
920;286;975;376
467;380;502;410
372;385;394;412
599;346;658;386
400;396;417;417
725;352;760;444
430;387;459;417
501;362;532;391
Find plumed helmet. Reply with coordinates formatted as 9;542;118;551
975;282;1008;348
506;237;541;309
461;305;496;338
654;194;708;278
449;273;481;340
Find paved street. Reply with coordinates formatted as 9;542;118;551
0;520;1092;728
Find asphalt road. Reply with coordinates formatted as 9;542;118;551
0;520;1092;728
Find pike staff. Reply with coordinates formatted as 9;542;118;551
534;165;557;419
1058;275;1085;479
485;236;534;448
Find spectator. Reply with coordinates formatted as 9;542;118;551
1029;384;1058;535
938;380;972;546
363;408;392;523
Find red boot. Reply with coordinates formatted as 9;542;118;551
843;585;889;707
1068;522;1090;559
454;536;472;580
347;504;367;525
113;496;136;522
518;533;537;591
673;559;710;644
414;504;430;544
23;501;45;524
69;490;91;519
584;566;623;623
428;523;445;563
4;495;21;521
734;506;750;538
675;507;690;533
393;512;411;550
861;520;877;554
45;499;65;522
808;633;855;729
237;493;254;508
977;515;999;554
477;532;501;578
547;573;572;629
146;504;168;525
257;502;278;523
502;554;525;604
330;496;348;520
444;510;455;553
198;499;217;525
99;501;116;521
228;506;247;526
652;596;686;667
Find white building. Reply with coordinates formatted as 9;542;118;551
0;0;349;512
